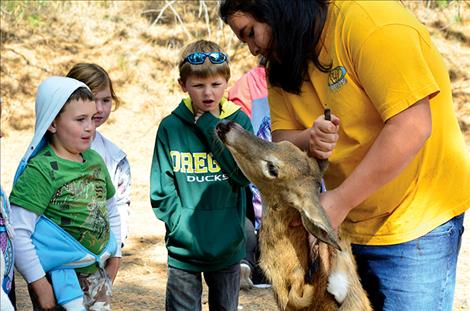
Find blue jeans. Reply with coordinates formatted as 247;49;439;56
352;213;465;311
166;263;240;311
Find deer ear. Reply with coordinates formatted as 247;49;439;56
300;207;341;251
316;159;329;174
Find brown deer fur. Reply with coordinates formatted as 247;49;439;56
216;120;372;311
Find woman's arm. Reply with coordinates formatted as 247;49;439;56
322;97;432;229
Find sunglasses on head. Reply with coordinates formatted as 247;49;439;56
182;52;228;65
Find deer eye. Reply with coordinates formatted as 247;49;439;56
267;161;278;177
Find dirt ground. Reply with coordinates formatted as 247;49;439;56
1;1;469;310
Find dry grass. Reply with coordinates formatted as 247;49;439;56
0;1;256;134
1;1;469;310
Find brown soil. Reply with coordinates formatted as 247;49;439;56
1;2;469;310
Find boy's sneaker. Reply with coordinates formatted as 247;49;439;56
240;262;254;290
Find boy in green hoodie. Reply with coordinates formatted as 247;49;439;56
150;40;253;311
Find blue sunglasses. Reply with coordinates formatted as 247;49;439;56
182;52;228;65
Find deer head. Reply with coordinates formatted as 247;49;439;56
216;120;340;250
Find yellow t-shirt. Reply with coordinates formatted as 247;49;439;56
268;0;470;245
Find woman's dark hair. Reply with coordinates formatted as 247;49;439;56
220;0;330;94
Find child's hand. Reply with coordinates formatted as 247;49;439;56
105;257;121;284
194;110;205;122
31;277;57;310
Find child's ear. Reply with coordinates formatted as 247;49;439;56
47;121;57;134
178;78;187;92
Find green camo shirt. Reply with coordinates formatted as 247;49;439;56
10;144;115;273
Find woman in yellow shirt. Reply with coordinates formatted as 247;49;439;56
220;1;470;310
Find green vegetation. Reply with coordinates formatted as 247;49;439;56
1;1;51;27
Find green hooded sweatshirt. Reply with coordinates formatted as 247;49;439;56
150;97;253;272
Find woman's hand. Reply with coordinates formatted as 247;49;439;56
289;188;351;231
308;113;340;159
30;277;57;310
105;257;121;284
319;188;352;230
272;113;340;158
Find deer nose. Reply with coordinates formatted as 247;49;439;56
215;120;234;142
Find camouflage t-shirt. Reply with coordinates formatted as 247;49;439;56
10;144;115;256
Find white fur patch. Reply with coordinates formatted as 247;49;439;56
327;271;349;304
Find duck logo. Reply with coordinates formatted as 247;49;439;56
328;66;347;91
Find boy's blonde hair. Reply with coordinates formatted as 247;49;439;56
66;63;121;109
179;40;230;84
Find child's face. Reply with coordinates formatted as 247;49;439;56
93;85;112;128
180;74;228;116
47;98;96;160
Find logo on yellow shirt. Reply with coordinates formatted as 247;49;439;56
328;66;347;91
